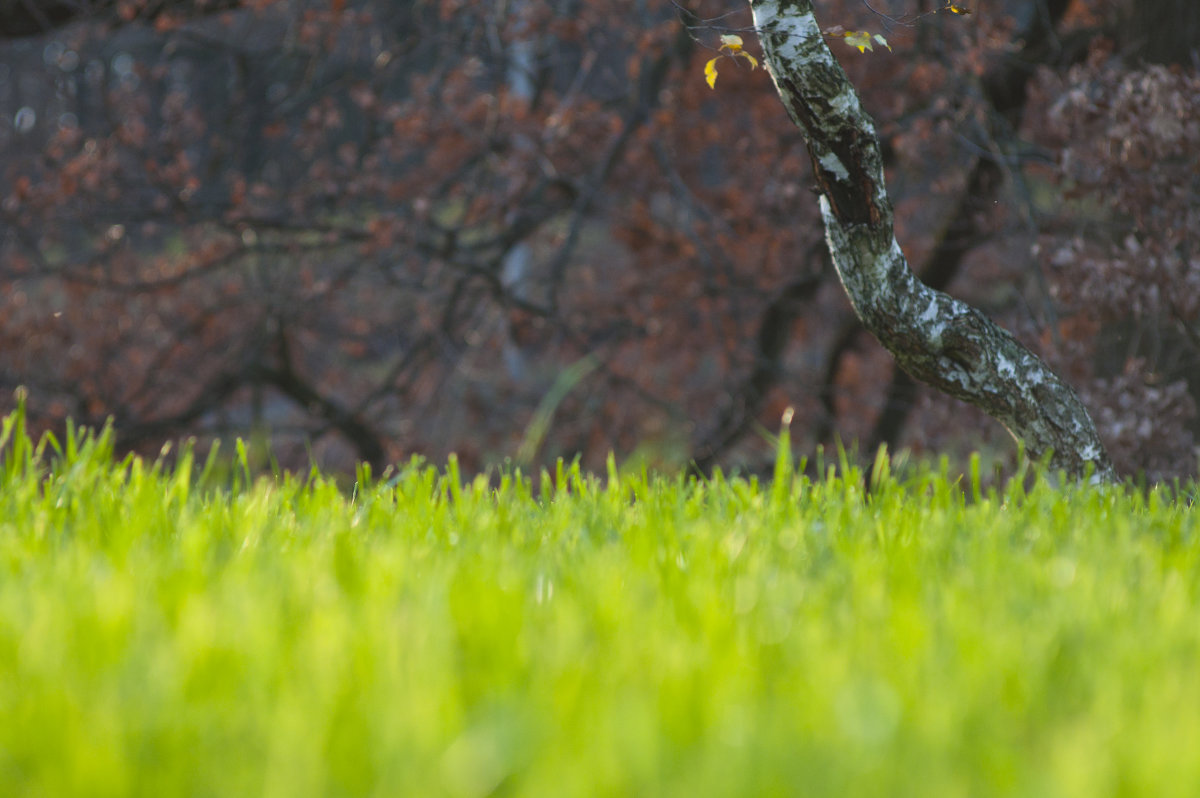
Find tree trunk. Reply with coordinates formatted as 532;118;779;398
748;0;1116;483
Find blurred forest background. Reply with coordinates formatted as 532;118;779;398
1;0;1198;479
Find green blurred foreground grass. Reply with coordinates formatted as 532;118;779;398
1;406;1198;798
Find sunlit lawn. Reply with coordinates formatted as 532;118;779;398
1;405;1198;797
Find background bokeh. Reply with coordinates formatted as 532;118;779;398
1;0;1197;479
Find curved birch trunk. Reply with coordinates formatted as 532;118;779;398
748;0;1116;482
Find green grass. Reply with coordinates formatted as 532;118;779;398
1;405;1198;798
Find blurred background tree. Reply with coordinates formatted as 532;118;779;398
1;0;1196;479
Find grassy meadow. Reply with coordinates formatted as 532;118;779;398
1;405;1199;797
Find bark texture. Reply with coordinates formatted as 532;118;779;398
749;0;1116;482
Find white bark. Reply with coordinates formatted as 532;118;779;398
749;0;1115;482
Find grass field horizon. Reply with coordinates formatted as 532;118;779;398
2;404;1198;797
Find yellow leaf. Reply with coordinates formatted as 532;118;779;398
705;34;758;87
843;30;873;53
946;3;971;13
704;57;720;89
719;34;744;51
872;33;891;52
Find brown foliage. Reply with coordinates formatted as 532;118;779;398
1024;52;1200;478
0;0;1195;479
